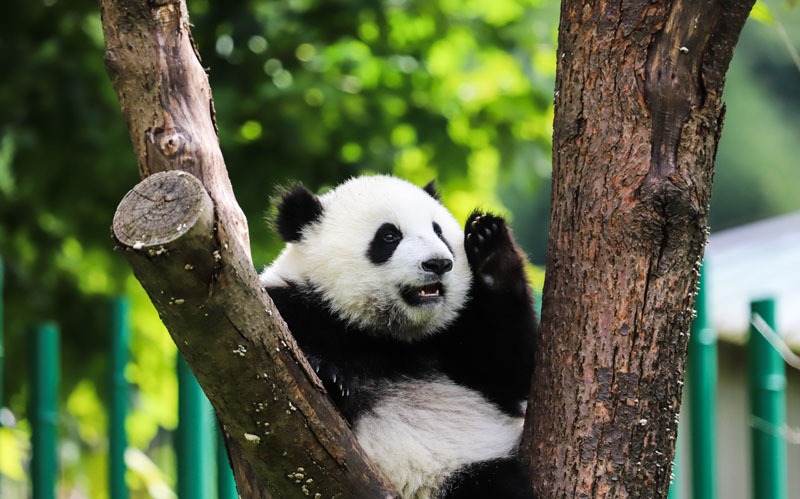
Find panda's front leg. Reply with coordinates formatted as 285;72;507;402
451;211;537;414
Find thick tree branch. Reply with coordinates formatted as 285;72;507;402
523;0;754;497
100;0;395;496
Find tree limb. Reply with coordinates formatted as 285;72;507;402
100;0;396;496
523;0;754;497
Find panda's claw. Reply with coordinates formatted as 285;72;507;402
307;357;355;400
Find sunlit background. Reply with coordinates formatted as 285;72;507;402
0;0;798;497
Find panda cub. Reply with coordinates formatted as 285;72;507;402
260;175;537;499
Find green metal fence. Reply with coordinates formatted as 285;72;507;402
668;269;719;499
109;298;130;499
3;266;794;498
749;298;787;499
687;269;718;499
29;323;59;499
668;277;789;499
176;355;215;499
8;296;238;498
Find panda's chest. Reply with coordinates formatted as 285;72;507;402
353;376;524;499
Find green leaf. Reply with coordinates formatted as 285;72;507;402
750;1;775;25
0;427;28;481
0;132;15;196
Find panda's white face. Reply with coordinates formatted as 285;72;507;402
261;176;472;340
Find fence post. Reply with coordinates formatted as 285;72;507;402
748;298;786;499
109;298;130;499
177;354;214;499
688;268;717;499
30;323;60;499
667;438;681;499
217;428;238;499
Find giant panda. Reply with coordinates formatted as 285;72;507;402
260;175;537;499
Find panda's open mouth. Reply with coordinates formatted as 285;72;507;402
401;283;444;306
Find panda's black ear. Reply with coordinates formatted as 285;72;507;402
273;184;324;242
423;180;440;200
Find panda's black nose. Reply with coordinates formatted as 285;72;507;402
421;258;453;275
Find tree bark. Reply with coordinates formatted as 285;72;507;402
522;1;754;498
100;1;396;497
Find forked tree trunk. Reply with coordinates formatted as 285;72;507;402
100;0;757;497
522;1;755;497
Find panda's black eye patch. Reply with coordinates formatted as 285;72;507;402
368;223;402;264
432;221;452;255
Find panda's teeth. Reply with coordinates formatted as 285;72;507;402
401;283;443;305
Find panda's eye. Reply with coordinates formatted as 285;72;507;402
432;222;442;236
382;227;402;243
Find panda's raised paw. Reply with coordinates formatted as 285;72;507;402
464;211;511;268
464;211;528;294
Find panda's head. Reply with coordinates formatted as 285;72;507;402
262;175;472;341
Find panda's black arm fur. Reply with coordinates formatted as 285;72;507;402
437;211;538;417
265;284;440;424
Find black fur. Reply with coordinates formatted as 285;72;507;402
268;284;440;423
265;210;537;498
440;211;537;416
440;459;534;499
433;221;453;255
367;223;403;265
273;185;324;242
423;179;441;200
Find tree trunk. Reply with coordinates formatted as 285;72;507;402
522;1;754;497
99;1;395;497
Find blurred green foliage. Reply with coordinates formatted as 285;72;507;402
0;0;558;495
710;0;800;229
193;0;558;267
0;0;797;495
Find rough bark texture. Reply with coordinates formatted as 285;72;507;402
521;1;754;498
100;1;396;497
101;0;249;257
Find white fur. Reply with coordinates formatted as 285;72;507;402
260;175;472;340
354;377;524;499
